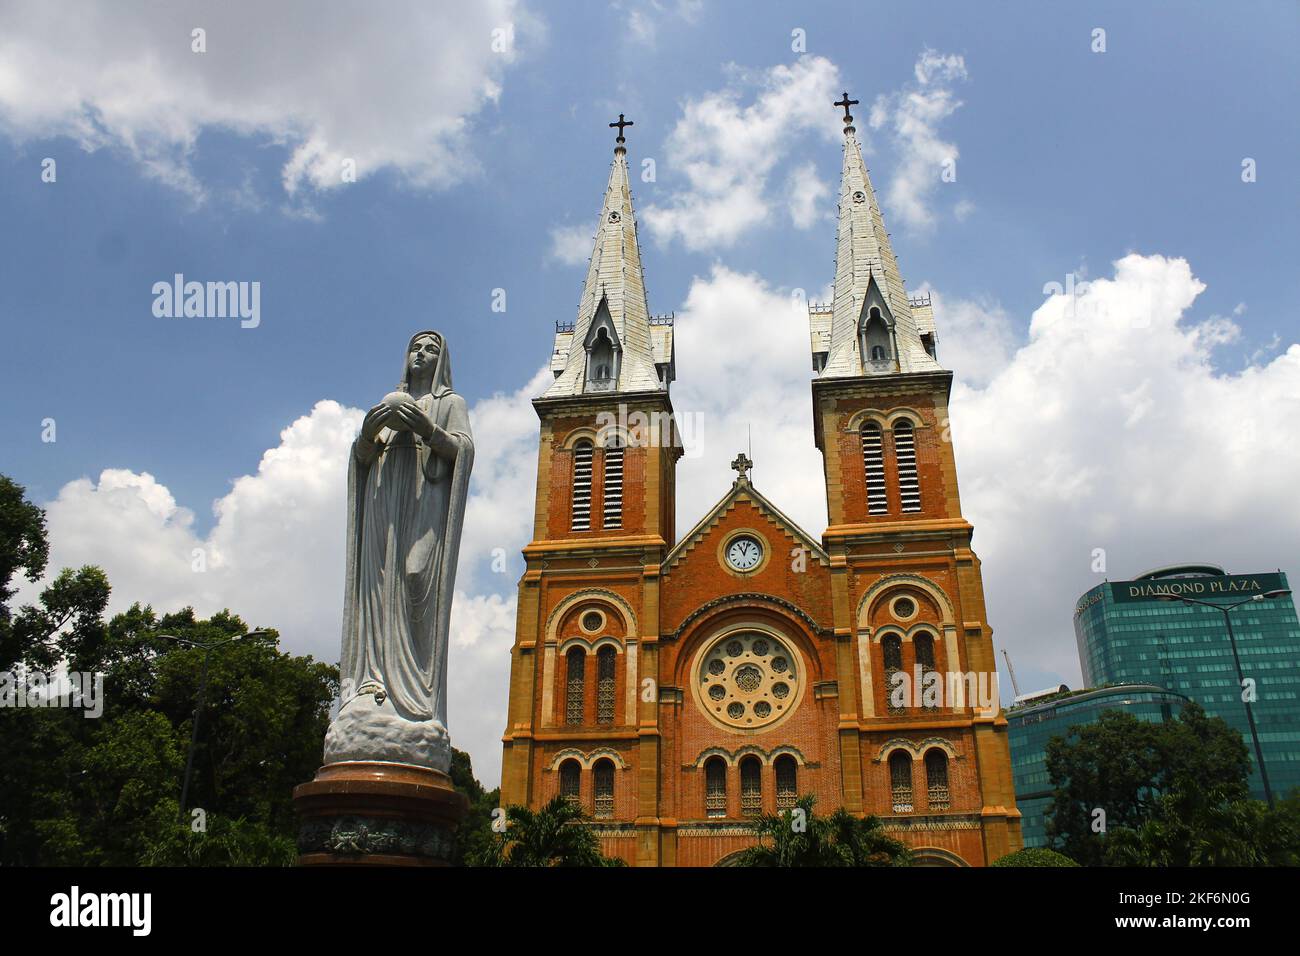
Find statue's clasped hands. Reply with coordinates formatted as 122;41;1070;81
362;394;436;442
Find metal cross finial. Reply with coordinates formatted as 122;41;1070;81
834;91;859;123
731;452;753;480
609;113;634;144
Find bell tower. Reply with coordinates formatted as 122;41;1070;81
808;94;1021;861
499;117;680;864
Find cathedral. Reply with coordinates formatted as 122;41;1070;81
498;98;1022;866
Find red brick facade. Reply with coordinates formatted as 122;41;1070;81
499;375;1022;866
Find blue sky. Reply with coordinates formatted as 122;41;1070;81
2;0;1297;784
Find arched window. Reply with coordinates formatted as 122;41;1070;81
915;632;935;671
889;751;913;813
925;750;950;811
861;306;891;367
861;422;888;516
893;420;921;512
602;439;624;530
883;634;904;714
593;758;615;819
559;759;581;804
882;634;903;671
596;645;616;725
705;757;727;818
775;755;798;810
571;440;593;531
588;327;615;389
740;755;762;817
565;647;586;725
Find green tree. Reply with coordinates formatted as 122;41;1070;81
991;847;1079;867
0;475;49;664
736;795;912;867
469;796;626;867
448;747;500;866
1045;703;1252;865
1102;786;1300;867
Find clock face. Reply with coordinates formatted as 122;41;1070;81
726;535;763;571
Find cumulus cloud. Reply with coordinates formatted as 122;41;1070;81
22;255;1300;783
0;0;534;201
869;48;968;231
642;56;842;250
548;224;593;265
785;162;829;230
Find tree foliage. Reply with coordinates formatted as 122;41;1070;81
468;796;626;867
1043;702;1298;866
735;794;912;867
0;475;338;866
991;847;1079;867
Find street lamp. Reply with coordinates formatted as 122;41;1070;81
1154;589;1291;809
157;630;269;822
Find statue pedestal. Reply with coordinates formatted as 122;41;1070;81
293;761;468;866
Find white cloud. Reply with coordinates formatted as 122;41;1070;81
618;0;703;47
548;224;593;265
785;162;829;230
673;265;827;535
23;255;1300;784
869;48;968;231
0;0;536;201
642;56;841;250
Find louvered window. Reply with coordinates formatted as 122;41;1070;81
890;751;913;813
602;441;623;529
740;756;762;817
571;441;593;530
566;442;592;530
861;422;888;515
894;420;921;512
593;759;615;819
775;755;798;810
705;758;727;818
596;646;616;725
560;759;581;805
925;750;950;811
565;648;585;725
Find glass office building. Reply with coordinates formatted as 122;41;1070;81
1007;685;1189;848
1074;565;1300;802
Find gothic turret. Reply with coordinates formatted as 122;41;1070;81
544;116;673;398
811;94;941;378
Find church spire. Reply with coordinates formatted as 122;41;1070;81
816;92;941;379
543;116;670;398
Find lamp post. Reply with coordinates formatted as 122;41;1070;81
1155;589;1290;809
158;630;267;822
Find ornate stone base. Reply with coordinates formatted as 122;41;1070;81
293;761;468;866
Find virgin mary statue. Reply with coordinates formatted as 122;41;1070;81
324;330;474;773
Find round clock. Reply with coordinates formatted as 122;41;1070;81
726;535;763;572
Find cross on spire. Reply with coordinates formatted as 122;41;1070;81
731;452;753;481
609;113;633;144
834;91;859;127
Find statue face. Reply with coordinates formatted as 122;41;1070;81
408;335;441;375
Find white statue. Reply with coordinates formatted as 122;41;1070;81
324;330;474;772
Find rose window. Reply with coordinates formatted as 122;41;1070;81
695;631;802;730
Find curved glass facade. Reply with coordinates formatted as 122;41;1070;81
1073;568;1300;802
1008;685;1189;848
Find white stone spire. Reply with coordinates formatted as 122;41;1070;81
543;120;670;398
814;94;941;379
